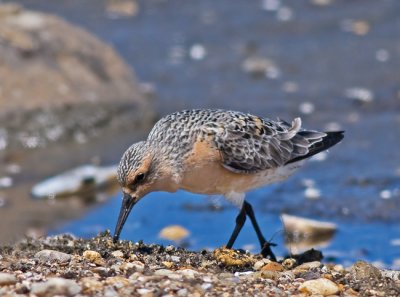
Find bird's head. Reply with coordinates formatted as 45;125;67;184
113;141;178;242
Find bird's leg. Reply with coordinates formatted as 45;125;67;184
243;201;277;261
225;204;247;249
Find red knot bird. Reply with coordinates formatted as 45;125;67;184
113;109;344;260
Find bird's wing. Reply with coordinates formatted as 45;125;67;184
202;113;325;174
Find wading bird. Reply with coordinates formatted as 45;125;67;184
113;109;344;260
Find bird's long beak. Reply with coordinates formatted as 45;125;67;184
113;192;137;243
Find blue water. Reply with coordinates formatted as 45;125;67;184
54;187;400;268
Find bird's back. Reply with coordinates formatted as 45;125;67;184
147;109;343;174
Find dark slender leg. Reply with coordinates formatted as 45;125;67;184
226;204;246;249
243;201;277;261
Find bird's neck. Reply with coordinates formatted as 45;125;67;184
149;148;182;193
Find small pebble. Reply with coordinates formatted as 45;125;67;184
304;187;321;199
254;259;272;271
0;273;17;286
35;249;71;263
299;278;339;296
299;102;315;115
261;261;284;272
350;261;382;280
170;255;180;262
159;225;190;241
0;176;12;188
345;87;374;104
296;261;322;271
111;250;124;258
190;44;207;60
83;250;104;265
31;277;81;297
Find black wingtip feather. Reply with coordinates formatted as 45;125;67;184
286;131;344;164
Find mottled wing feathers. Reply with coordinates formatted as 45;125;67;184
147;109;339;174
202;113;326;173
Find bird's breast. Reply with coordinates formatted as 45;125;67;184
178;139;304;195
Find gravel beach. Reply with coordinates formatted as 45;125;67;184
0;232;399;296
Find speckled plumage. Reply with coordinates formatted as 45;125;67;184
114;109;344;255
118;109;336;187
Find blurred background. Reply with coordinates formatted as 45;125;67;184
0;0;399;267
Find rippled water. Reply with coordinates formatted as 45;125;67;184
12;0;400;266
55;185;400;268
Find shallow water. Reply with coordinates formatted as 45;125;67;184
9;0;400;266
54;184;400;268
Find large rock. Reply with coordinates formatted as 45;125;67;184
0;3;154;149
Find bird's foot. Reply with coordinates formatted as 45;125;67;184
261;241;277;261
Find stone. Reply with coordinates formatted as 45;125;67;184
258;270;280;280
0;272;17;286
0;4;153;149
130;261;145;272
80;277;103;294
111;250;124;259
350;261;382;280
83;250;104;266
261;262;284;272
179;269;199;279
31;277;81;297
282;258;297;270
106;0;139;18
154;269;182;280
253;259;272;271
34;249;71;263
213;247;255;267
299;278;340;296
159;225;190;242
104;276;130;288
295;261;322;271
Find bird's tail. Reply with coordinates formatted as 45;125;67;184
286;131;344;164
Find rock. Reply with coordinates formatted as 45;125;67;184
111;250;124;259
261;262;284;272
170;255;180;262
381;269;400;281
350;261;382;280
294;261;322;272
256;270;280;280
83;250;104;266
0;272;17;286
0;3;153;149
106;0;139;18
31;277;81;297
80;277;103;295
282;214;337;238
253;259;271;271
241;56;280;79
130;261;145;272
345;87;374;104
162;261;174;268
282;258;297;270
104;276;130;288
179;269;199;279
282;214;336;253
154;269;182;280
299;278;340;296
34;249;71;263
213;248;255;267
31;164;118;199
159;225;190;242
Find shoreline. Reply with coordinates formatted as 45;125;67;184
0;232;399;296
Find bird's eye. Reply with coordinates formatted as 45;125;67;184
136;172;145;182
